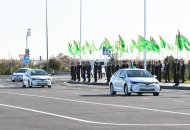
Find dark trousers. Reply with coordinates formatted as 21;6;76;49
87;73;90;82
165;72;169;82
82;73;86;82
77;73;80;81
94;72;97;82
98;72;102;79
174;73;179;86
73;74;76;81
181;72;185;83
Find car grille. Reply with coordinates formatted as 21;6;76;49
140;88;155;91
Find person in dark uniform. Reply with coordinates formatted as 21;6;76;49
87;61;91;82
115;62;120;71
106;62;112;83
147;61;151;72
111;62;115;75
181;60;186;83
82;62;87;82
173;59;180;86
164;61;170;83
158;60;162;82
76;62;81;82
151;61;155;75
155;61;159;81
70;62;74;80
133;61;137;68
97;62;102;79
94;62;98;82
125;61;129;68
121;61;126;68
73;62;76;81
139;61;144;69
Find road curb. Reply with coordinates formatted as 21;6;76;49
67;81;190;90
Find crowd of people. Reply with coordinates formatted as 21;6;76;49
70;59;186;86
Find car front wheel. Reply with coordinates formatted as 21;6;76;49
124;84;131;96
153;92;159;96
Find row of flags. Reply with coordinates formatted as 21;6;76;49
67;31;190;56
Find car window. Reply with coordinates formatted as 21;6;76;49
120;70;126;78
31;70;48;76
127;70;153;77
15;69;28;73
114;70;121;77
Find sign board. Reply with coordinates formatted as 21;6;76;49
24;56;30;64
102;47;111;55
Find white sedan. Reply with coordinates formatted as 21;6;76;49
22;69;52;88
109;69;160;96
11;68;30;82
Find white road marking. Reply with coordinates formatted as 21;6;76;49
141;98;151;100
0;91;190;117
0;103;190;126
173;100;185;103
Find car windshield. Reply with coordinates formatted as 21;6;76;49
15;69;27;73
127;70;153;77
30;70;48;76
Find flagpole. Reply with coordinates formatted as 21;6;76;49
143;0;147;70
79;0;82;65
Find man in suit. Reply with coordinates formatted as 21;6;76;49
181;60;186;83
94;62;98;82
164;61;170;83
97;62;102;79
76;62;81;82
173;59;180;86
82;62;87;82
87;61;91;82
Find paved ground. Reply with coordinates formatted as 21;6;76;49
0;75;190;130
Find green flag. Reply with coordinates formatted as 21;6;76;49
74;40;80;55
177;31;190;51
130;39;136;52
159;36;166;48
137;35;150;52
67;42;73;55
150;37;160;53
103;38;112;49
119;35;125;52
85;41;91;50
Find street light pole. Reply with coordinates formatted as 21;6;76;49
46;0;49;73
143;0;147;70
26;28;31;49
79;0;82;65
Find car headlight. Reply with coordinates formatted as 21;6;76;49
130;81;139;85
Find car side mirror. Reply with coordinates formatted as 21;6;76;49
48;74;51;76
119;76;125;79
153;75;157;78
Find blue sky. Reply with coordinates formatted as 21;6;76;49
0;0;190;60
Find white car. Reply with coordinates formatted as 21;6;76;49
109;69;160;96
11;68;30;82
22;69;52;88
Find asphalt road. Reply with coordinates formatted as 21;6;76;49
0;75;190;130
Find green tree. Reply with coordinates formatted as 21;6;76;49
48;58;61;72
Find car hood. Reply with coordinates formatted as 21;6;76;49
31;75;51;79
129;77;159;83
